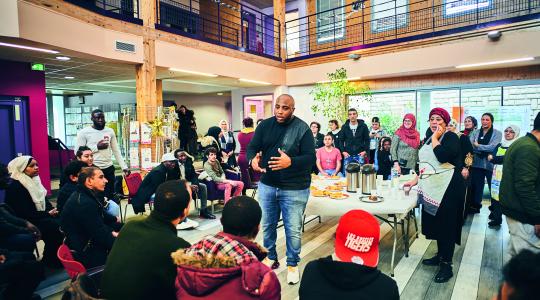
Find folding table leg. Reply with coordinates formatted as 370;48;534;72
390;215;398;277
400;218;409;257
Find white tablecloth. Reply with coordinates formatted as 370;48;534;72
305;178;418;219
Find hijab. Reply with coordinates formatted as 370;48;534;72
395;113;420;149
462;116;477;136
501;124;521;148
205;126;222;150
7;156;47;211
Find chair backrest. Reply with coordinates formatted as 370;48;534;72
57;244;87;279
124;173;143;198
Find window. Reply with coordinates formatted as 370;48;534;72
444;0;491;17
286;10;300;56
316;0;345;43
371;0;408;33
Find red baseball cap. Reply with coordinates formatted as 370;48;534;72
335;210;380;267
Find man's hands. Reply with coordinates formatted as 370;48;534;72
461;168;469;180
26;222;42;241
48;208;59;217
268;149;292;171
342;152;350;158
97;139;109;150
191;184;199;193
251;152;266;173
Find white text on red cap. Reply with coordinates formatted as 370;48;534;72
345;233;374;252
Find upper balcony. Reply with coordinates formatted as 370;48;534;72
285;0;540;62
65;0;281;61
64;0;143;24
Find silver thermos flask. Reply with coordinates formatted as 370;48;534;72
346;163;361;193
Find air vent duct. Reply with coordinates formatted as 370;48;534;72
115;41;136;53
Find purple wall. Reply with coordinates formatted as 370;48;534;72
0;60;50;193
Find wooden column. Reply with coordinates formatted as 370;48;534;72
273;0;286;60
135;0;161;167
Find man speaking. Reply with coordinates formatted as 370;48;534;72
247;94;315;285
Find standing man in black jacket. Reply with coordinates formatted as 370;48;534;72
247;94;316;285
341;108;370;166
299;210;399;300
61;167;122;268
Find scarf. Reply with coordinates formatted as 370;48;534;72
477;126;494;145
501;124;520;147
7;156;47;211
240;127;254;134
395;113;420;149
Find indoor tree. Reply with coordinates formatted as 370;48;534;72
310;68;371;123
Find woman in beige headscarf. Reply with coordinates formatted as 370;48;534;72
5;156;63;267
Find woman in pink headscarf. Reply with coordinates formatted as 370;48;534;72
390;113;420;175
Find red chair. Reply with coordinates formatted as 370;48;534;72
57;244;86;279
119;172;153;221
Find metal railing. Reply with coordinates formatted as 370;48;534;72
65;0;141;23
156;0;281;60
285;0;540;60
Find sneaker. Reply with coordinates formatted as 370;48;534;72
176;218;199;230
199;209;216;219
287;266;300;285
434;262;453;283
422;255;440;266
262;258;280;270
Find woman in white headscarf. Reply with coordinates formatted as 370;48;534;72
487;124;521;227
5;156;63;267
218;119;238;168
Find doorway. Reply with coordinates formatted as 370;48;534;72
0;96;30;201
243;94;273;123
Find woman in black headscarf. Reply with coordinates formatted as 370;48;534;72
404;108;466;283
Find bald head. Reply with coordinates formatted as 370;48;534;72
275;94;295;123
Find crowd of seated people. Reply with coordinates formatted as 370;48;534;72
0;112;538;300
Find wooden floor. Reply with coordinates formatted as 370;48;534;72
43;198;507;300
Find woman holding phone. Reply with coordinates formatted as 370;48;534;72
404;108;465;283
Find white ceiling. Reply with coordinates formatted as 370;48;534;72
0;37;272;95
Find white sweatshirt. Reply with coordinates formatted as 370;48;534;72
75;126;128;170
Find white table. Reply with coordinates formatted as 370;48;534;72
305;178;419;276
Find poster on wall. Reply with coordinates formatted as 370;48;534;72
140;122;152;145
371;0;408;33
129;121;140;143
129;147;140;169
464;105;532;133
141;148;153;170
444;0;491;16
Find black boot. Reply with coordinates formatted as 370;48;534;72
199;209;216;219
422;254;440;266
488;219;502;228
434;262;453;283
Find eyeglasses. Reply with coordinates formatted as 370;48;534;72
504;130;515;133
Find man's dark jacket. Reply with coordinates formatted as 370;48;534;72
132;164;177;213
500;133;540;225
247;116;315;190
299;256;399;300
101;211;190;300
60;186;117;253
171;158;199;185
57;181;77;212
0;204;30;238
341;119;370;157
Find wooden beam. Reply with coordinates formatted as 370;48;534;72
156;79;163;106
273;0;286;61
140;0;156;28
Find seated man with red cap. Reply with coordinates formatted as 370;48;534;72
299;210;399;299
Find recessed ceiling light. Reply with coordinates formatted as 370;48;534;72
56;56;71;61
217;92;224;95
239;78;272;85
456;57;534;68
64;76;75;79
0;42;59;54
169;68;218;77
